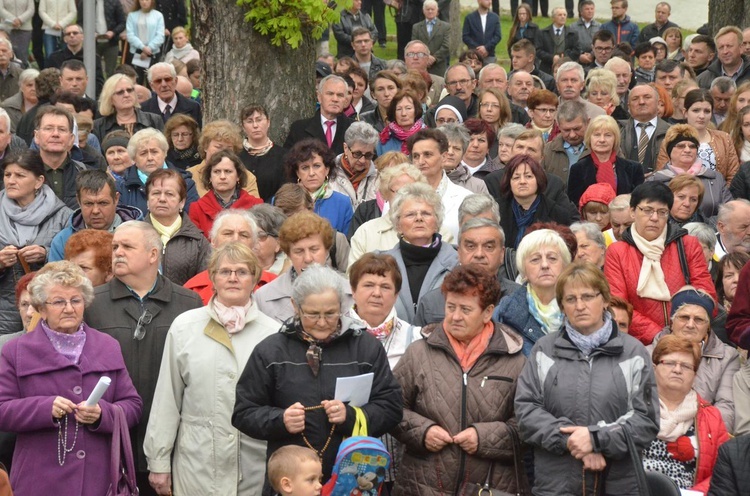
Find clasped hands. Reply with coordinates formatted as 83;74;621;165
283;400;347;434
424;425;478;454
52;396;101;425
560;426;606;471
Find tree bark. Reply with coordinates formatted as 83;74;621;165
708;0;750;38
190;0;317;143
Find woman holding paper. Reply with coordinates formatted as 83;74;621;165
125;0;165;83
0;261;142;496
232;265;402;495
144;243;279;496
391;264;527;496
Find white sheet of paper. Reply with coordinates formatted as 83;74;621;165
334;373;374;407
680;490;703;496
131;55;151;69
44;28;61;37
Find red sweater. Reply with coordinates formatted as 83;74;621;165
692;396;730;494
188;189;263;239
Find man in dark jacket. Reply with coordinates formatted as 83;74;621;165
284;75;353;155
510;39;557;94
697;27;750;89
48;170;143;261
76;0;126;77
534;7;580;75
46;25;105;94
707;435;750;495
416;217;520;326
637;2;678;43
140;62;202;127
462;0;501;62
332;0;378;58
618;84;670;174
350;28;387;82
601;0;639;49
84;221;203;496
543;100;589;189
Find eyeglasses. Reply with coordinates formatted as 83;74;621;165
636;206;670;219
299;311;341;322
673;314;709;326
216;268;253;279
171;132;193;139
349;150;375;161
64;31;82;36
593;46;613;52
114;87;135;96
151;77;174;85
133;309;153;340
45;297;85;309
658;359;696;372
446;78;473;88
405;52;428;59
562;292;601;306
532;107;557;114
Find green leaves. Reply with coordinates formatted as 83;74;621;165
237;0;350;48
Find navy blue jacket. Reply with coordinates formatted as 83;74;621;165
493;284;545;356
462;10;502;58
140;92;203;128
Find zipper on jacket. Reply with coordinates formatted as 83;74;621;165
481;375;513;387
454;372;469;491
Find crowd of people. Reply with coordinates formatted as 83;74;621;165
1;0;750;495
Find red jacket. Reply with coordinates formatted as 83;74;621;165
604;225;717;345
692;395;730;494
188;189;263;239
184;269;277;304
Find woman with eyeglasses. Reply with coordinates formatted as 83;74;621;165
145;243;278;496
515;262;659;495
0;150;71;334
647;287;739;432
649;125;732;223
478;88;512;140
93;74;163;141
525;89;559;143
604;182;718;346
249;204;291;275
0;261;142;496
164;114;201;171
233;265;402;495
332;122;380;208
643;334;730;493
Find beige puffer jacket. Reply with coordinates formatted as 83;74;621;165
391;322;527;496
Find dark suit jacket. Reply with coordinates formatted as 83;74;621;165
140;92;203;128
411;18;451;77
535;25;580;75
283;111;353;156
618;117;670;174
462;10;502;58
566;155;645;207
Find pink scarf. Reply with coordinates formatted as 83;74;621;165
379;119;425;154
212;299;253;334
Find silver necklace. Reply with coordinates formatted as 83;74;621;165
57;415;79;466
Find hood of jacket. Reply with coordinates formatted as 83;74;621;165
67;203;143;232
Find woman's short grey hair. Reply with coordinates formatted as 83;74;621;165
116;221;163;261
344;121;379;148
128;128;168;159
0;108;10;132
609;194;631;213
389;182;444;229
377;162;426;197
458;194;500;225
28;261;95;309
570;222;606;249
210;209;258;245
19;68;39;85
497;123;526;141
249;204;287;238
459;217;505;244
292;264;346;312
516;229;572;281
684;222;717;251
386;60;407;75
439;123;470;153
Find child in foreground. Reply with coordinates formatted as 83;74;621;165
269;445;323;496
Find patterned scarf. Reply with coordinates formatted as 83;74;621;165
527;286;563;334
350;305;398;342
212;298;253;334
564;312;612;356
243;138;274;156
379;119;424;154
294;317;344;377
340;153;369;192
41;319;86;364
213;188;239;209
592;150;618;191
309;180;330;203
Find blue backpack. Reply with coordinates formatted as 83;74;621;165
322;409;391;496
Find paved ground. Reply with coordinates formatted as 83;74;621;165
458;0;709;29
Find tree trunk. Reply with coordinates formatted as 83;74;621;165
708;0;750;38
450;0;462;62
190;0;317;143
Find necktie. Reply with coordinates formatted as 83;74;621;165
427;21;433;37
637;122;651;164
325;120;335;148
555;28;561;38
163;104;172;122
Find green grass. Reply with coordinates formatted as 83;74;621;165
327;10;696;70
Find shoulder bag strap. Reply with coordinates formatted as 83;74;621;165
676;236;691;285
109;404;123;492
623;427;651;496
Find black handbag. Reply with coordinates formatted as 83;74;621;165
623;427;680;496
459;426;528;496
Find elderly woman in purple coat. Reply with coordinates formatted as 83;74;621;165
0;261;142;496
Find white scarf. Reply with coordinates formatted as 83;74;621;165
212;298;254;334
631;224;671;301
169;42;196;61
658;389;698;442
741;140;750;163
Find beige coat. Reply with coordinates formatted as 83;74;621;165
655;128;740;183
144;302;280;495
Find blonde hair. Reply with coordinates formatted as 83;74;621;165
586;68;620;106
584;115;621;153
99;74;139;117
